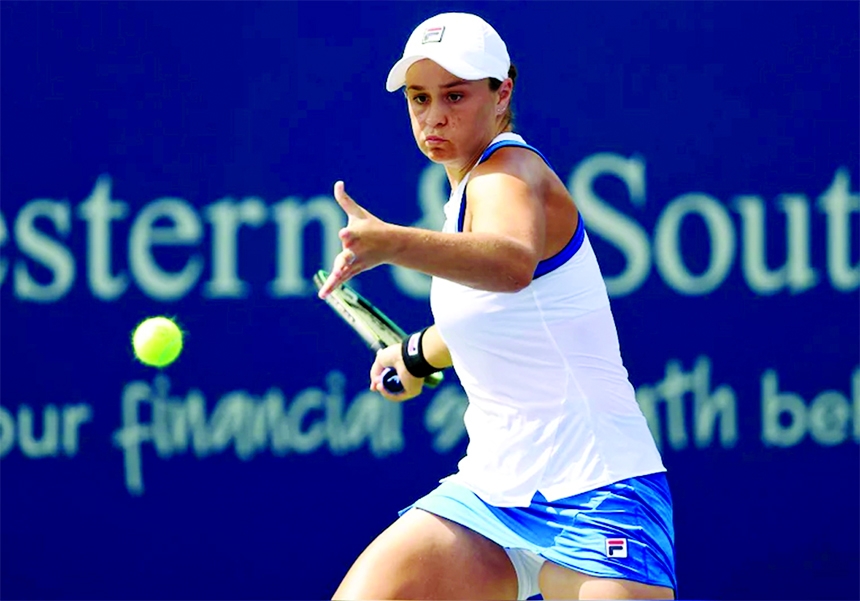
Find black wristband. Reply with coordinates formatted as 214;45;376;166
401;327;441;378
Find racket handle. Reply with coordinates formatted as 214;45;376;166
381;367;405;394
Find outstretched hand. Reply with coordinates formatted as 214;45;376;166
317;181;392;298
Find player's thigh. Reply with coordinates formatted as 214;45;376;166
539;560;675;600
333;507;518;600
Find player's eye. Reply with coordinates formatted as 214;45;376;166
411;94;429;104
447;93;464;102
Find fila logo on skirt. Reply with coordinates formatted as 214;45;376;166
605;538;628;558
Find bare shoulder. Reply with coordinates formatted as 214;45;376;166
461;146;548;233
471;144;574;211
466;144;578;254
465;146;545;208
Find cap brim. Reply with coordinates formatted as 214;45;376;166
385;54;496;92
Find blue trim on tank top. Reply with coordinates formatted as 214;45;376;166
458;140;553;233
533;214;585;279
457;139;584;279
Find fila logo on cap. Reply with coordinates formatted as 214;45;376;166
605;538;628;558
422;26;445;44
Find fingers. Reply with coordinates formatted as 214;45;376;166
317;270;349;299
333;181;365;218
316;272;341;299
374;372;422;401
370;369;404;399
318;181;382;299
376;384;407;401
370;350;397;394
370;350;387;383
317;249;357;298
369;346;424;400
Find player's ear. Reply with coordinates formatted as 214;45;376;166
496;79;513;111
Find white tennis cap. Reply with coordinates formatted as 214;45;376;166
385;13;511;92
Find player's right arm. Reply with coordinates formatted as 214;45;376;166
317;164;546;298
370;324;451;401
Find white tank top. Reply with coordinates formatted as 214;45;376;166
429;133;665;507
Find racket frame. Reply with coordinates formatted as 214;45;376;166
313;270;444;388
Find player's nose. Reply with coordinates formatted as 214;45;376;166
425;101;448;127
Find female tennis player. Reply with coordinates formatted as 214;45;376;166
318;12;676;601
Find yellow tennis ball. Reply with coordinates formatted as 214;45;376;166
132;316;184;367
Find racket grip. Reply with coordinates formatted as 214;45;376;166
381;367;405;394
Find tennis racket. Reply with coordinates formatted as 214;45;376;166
313;269;444;394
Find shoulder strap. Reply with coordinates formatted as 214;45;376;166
457;139;554;232
462;138;586;278
478;139;553;169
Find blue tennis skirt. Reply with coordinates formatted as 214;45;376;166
400;472;676;593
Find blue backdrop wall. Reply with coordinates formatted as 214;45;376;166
1;2;858;600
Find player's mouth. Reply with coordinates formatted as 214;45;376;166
425;135;447;144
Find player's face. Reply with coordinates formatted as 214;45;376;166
404;60;503;170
